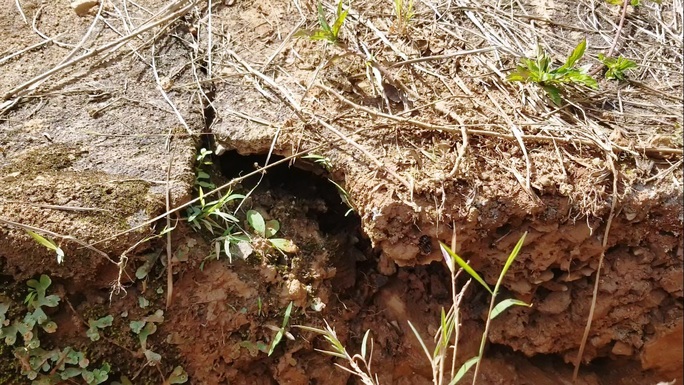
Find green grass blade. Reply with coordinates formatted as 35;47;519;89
268;329;284;356
332;0;349;39
439;242;492;294
314;348;346;358
317;2;331;33
282;301;293;328
490;298;531;319
26;230;58;252
293;325;325;334
497;232;527;285
408;321;432;362
361;329;370;360
448;356;479;385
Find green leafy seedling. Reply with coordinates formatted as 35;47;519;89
268;301;294;356
26;230;65;265
187;189;244;233
597;54;637;80
194;148;215;189
507;40;598;105
26;275;60;310
247;210;298;254
1;276;60;347
86;315;113;341
439;233;531;384
130;309;164;364
296;0;350;44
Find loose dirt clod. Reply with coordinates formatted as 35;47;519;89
70;0;99;16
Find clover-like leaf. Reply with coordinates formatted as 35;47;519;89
82;370;95;384
138;322;158;350
87;315;113;341
42;321;58;334
31;308;48;325
269;239;298;254
168;366;189;384
264;220;280;238
0;302;8;325
246;210;266;237
146;309;164;324
41;295;60;309
61;367;83;380
90;363;110;384
144;349;162;365
129;320;145;334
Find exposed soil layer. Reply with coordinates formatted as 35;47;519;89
0;0;682;384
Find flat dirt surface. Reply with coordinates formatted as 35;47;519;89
0;0;682;384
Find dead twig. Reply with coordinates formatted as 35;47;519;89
572;154;620;382
165;155;174;310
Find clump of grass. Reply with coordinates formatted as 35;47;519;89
438;233;530;384
296;0;350;44
392;0;414;35
300;232;530;385
295;322;380;385
507;40;598;105
266;302;295;356
597;54;637;80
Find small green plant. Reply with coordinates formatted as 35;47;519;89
1;275;60;348
186;188;244;234
302;154;333;171
597;54;637;80
187;147;244;234
392;0;414;35
129;310;165;365
86;315;113;342
295;322;379;385
437;233;531;384
187;147;249;264
165;366;189;384
296;0;350;44
266;302;294;356
194;148;215;190
507;40;598;105
246;210;298;255
328;179;355;216
1;275;111;384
